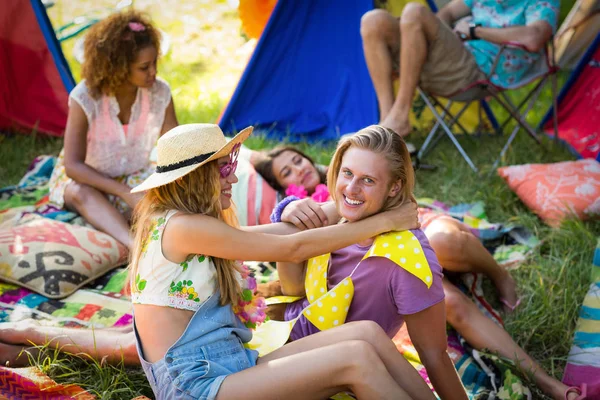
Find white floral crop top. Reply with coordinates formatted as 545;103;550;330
131;210;217;311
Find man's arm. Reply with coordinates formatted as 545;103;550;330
456;20;553;52
437;0;471;27
405;302;469;400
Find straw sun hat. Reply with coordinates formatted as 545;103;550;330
131;123;253;193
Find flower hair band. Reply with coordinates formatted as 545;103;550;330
128;22;146;32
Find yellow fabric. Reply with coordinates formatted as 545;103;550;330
305;254;331;302
265;295;302;305
248;230;433;356
583;293;600;308
368;231;433;288
576;318;600;335
246;319;296;355
302;277;354;331
383;0;431;18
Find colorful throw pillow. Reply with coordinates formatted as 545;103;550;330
498;159;600;226
0;214;128;299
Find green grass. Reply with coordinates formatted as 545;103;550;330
23;344;153;399
2;1;599;399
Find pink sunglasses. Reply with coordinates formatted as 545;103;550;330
219;143;241;178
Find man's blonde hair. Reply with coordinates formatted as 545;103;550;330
327;125;416;212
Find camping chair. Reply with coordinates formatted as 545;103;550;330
416;41;560;173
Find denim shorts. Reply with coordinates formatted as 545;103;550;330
139;336;258;400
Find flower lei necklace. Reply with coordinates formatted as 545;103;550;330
233;263;268;329
285;183;330;202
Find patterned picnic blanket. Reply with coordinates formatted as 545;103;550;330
0;366;94;400
0;267;131;328
0;155;133;328
0;156;83;225
1;156;541;399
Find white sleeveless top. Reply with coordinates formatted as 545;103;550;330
69;78;171;178
131;210;218;311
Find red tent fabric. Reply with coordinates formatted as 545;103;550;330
543;33;600;160
0;0;74;137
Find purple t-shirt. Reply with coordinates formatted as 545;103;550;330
285;229;445;340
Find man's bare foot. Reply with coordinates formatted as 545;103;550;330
0;342;39;367
551;382;586;400
380;114;412;137
494;272;520;313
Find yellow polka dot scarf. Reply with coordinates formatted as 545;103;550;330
247;230;432;356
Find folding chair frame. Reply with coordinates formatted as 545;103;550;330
416;41;560;173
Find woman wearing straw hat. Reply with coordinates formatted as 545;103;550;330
128;123;434;400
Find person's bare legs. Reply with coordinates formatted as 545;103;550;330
0;320;138;366
444;281;576;400
380;3;440;137
360;10;401;120
264;321;434;399
218;321;434;400
64;182;132;249
425;216;518;312
0;342;40;367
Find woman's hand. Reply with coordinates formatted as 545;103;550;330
379;202;420;232
121;189;144;209
281;198;329;230
453;18;470;40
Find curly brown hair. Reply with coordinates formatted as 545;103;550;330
81;10;161;98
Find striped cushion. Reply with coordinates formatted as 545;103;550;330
232;157;278;226
562;238;600;392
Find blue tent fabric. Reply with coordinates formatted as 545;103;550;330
219;0;378;142
30;0;75;92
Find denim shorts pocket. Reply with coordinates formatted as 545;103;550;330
151;359;192;399
204;338;253;373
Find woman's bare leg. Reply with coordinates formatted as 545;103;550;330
218;321;433;400
425;216;518;311
219;340;407;400
263;321;433;399
443;281;574;400
64;182;132;249
0;320;138;366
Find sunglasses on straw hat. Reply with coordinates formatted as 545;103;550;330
131;123;253;193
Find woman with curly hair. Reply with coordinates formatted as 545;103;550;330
48;10;178;249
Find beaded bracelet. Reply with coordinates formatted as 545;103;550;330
270;195;301;223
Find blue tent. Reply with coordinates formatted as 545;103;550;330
219;0;377;142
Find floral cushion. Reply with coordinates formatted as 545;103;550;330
0;214;128;299
497;159;600;226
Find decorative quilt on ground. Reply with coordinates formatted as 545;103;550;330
0;267;131;329
0;366;94;400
